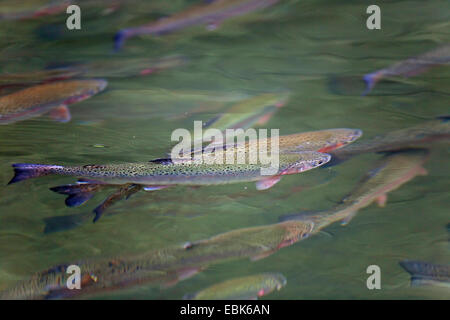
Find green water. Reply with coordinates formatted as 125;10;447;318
0;0;449;299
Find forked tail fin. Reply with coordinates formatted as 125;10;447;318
8;163;60;185
113;29;131;52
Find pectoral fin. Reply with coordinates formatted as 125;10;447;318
256;176;281;191
48;105;71;122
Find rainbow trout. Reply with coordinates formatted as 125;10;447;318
400;260;450;289
363;44;450;94
0;220;312;299
327;116;450;166
114;0;280;50
189;128;363;159
0;0;70;21
0;79;107;124
183;273;287;300
0;55;186;88
281;149;429;228
9;152;330;221
203;92;289;132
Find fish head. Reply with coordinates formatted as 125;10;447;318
278;220;315;249
316;128;363;153
271;273;287;290
280;151;331;175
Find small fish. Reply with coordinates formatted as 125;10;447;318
0;56;186;88
1;220;312;299
363;44;450;94
399;260;450;289
204;92;289;132
281;149;429;227
114;0;280;50
183;273;287;300
65;55;188;78
0;79;107;124
327;116;450;166
0;0;70;21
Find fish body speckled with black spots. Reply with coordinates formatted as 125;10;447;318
400;260;450;289
0;79;107;124
281;149;429;228
183;273;287;300
327;116;450;166
363;44;450;94
9;151;330;186
114;0;280;50
0;221;312;299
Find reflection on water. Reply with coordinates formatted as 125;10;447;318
0;0;449;299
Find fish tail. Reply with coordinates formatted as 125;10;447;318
113;29;132;52
93;204;106;223
362;71;382;95
8;163;60;185
436;115;450;122
50;182;103;207
399;260;440;278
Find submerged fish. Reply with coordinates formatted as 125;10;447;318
1;220;312;299
9;152;329;186
203;92;289;132
9;152;330;221
399;260;450;289
363;44;450;94
114;0;280;50
183;273;287;300
0;0;70;21
0;68;82;89
189;128;362;159
0;79;107;124
281;149;429;227
0;55;186;88
327;116;450;166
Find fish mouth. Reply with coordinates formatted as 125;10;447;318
312;154;331;168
